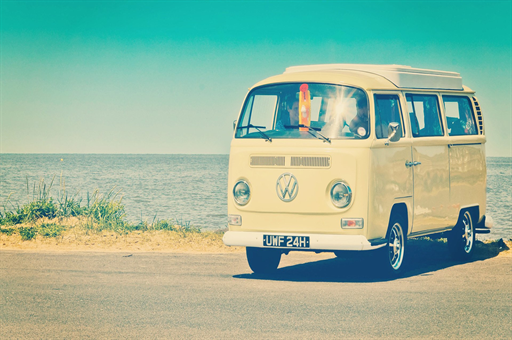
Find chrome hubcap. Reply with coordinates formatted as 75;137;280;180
388;223;404;270
462;212;473;253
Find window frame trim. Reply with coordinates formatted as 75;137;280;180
441;94;478;137
373;93;405;140
405;92;445;138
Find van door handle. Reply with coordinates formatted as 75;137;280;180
405;161;421;168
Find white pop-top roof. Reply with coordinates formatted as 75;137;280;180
284;64;463;90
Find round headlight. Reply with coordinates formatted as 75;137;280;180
233;180;250;206
330;182;352;208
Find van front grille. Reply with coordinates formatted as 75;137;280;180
249;155;331;168
250;156;286;167
472;97;485;135
290;156;330;167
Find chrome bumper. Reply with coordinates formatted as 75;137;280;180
476;215;493;234
223;231;385;251
485;215;494;229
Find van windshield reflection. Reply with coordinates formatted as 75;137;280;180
235;83;369;140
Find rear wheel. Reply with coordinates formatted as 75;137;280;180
246;247;281;274
448;210;475;260
379;214;406;275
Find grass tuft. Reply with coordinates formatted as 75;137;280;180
38;223;66;238
0;177;218;252
19;226;37;241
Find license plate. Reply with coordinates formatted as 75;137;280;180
263;235;310;248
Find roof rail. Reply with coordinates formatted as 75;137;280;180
284;64;463;90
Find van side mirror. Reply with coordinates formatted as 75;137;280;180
233;120;237;131
385;122;401;145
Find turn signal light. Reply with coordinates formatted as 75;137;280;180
228;214;242;226
341;218;363;229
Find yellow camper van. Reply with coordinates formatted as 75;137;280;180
223;64;493;275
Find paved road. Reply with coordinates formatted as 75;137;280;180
0;246;511;339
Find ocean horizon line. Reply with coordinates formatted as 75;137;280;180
0;152;230;156
1;153;510;159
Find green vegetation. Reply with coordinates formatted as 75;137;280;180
1;176;83;225
0;176;202;241
18;226;37;241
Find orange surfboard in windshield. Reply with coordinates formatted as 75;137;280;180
299;84;311;131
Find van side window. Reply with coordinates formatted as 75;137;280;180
374;94;403;139
406;94;443;137
443;96;477;136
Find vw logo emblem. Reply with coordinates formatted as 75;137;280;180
276;173;298;202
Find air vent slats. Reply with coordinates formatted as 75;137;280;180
250;155;331;168
250;156;285;166
471;97;485;135
290;156;330;167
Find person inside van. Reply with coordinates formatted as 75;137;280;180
276;96;299;130
419;96;443;136
349;98;369;136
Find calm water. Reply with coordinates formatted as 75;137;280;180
0;154;228;230
485;157;512;239
0;154;510;238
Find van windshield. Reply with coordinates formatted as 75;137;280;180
235;83;369;140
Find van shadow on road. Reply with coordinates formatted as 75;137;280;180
233;239;508;283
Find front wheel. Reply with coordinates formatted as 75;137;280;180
448;210;475;260
246;247;281;274
379;215;407;275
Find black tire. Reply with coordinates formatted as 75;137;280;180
246;247;281;274
379;214;407;275
448;210;475;260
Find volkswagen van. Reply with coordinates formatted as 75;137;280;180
223;64;493;275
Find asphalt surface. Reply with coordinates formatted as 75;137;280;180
0;246;511;339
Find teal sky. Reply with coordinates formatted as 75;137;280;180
1;0;511;156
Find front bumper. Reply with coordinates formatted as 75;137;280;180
223;231;384;251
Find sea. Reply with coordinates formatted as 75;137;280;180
0;154;510;239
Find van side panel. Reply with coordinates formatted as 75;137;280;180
411;141;454;232
368;142;413;241
448;143;486;222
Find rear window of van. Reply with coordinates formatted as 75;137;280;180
443;96;478;136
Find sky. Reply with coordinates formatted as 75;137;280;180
1;0;511;156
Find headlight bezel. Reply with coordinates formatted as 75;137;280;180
330;181;352;208
233;180;251;206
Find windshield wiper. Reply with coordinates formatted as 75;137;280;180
284;124;331;144
237;124;272;142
